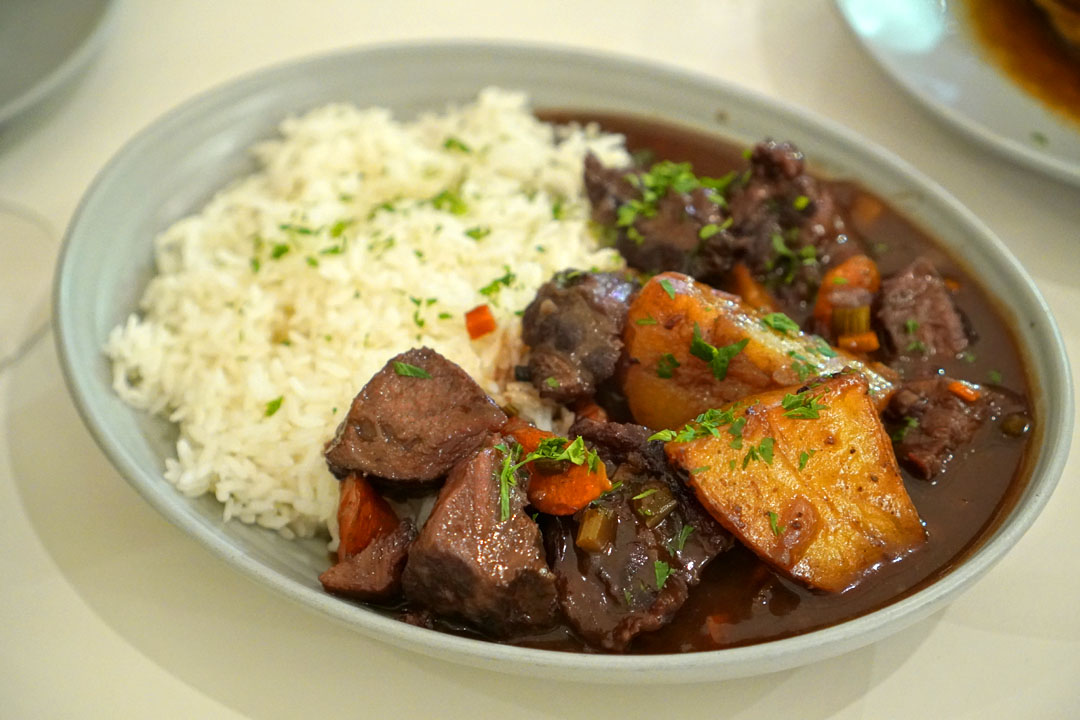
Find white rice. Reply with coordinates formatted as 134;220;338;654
106;88;629;542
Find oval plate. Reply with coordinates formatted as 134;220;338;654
54;41;1072;683
834;0;1080;186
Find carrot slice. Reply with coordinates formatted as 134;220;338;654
947;380;981;403
465;304;497;339
572;399;609;423
836;331;880;354
813;254;881;328
731;261;777;312
336;473;400;559
506;423;611;516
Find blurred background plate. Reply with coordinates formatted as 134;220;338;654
834;0;1080;186
0;0;116;128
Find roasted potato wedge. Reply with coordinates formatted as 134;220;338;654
622;272;895;430
664;373;925;592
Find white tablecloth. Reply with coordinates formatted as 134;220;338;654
2;1;1077;717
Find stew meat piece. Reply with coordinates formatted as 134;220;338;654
888;377;990;480
402;440;558;637
583;153;737;283
543;419;732;651
324;347;507;484
521;270;637;403
319;520;417;602
877;258;968;358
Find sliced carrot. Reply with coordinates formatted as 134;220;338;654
850;193;884;232
812;254;881;328
836;330;880;354
506;423;611;516
572;399;609;423
944;277;961;293
731;261;777;312
465;304;497;339
336;473;400;559
947;380;981;403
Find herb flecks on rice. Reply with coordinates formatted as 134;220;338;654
105;89;628;542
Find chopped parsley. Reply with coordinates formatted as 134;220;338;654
906;339;927;354
727;417;746;449
690;323;749;381
431;189;468;215
551;198;565;220
465;226;491;240
961;351;977;364
250;258;260;273
656;353;680;379
278;223;316;235
989;369;1003;384
654;560;672;590
760;312;800;336
494;443;521;522
635;315;659;326
264;396;283;417
649;406;738;443
798;449;816;471
674;524;695;551
442;136;471;152
767;511;786;537
793;195;810;211
392;361;432;379
632;488;658;500
742;437;775;468
545;376;560;389
305;256;318;268
479;266;516;298
781;392;828;419
891;416;919;443
270;243;290;259
329;219;353;238
699;223;722;240
904;318;920;335
659;278;677;300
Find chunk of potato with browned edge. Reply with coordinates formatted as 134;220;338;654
622;272;896;430
664;373;926;592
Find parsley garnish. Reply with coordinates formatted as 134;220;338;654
551;198;565;220
656;353;680;378
675;524;695;551
636;315;659;326
270;243;290;259
891;416;919;442
632;488;658;500
793;195;810;211
465;226;491;240
494;443;520;522
742;437;775;468
690;323;748;381
654;560;672;590
906;340;927;354
523;435;601;473
760;312;800;336
989;370;1003;384
781;392;828;419
432;189;468;215
659;278;677;300
904;318;919;334
264;396;283;417
648;407;738;443
443;136;470;152
699;223;721;240
544;376;560;389
393;361;432;379
767;511;786;537
798;449;816;470
329;219;353;238
479;266;516;298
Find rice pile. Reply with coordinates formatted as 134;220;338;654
106;89;629;541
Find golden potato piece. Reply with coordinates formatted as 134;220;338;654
664;373;925;592
622;272;895;430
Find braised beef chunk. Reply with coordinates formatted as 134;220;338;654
522;270;637;403
888;377;989;479
402;442;558;637
878;258;968;358
726;141;857;312
319;520;417;602
545;419;731;650
324;348;507;484
583;153;739;284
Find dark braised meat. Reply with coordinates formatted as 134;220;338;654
727;141;858;312
319;520;417;602
401;441;558;637
888;377;989;479
877;258;968;358
583;153;737;283
544;419;732;650
521;270;637;403
324;347;507;484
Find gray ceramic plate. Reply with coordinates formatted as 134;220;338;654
834;0;1080;186
0;0;116;128
54;42;1073;683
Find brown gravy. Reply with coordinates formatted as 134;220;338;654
963;0;1080;129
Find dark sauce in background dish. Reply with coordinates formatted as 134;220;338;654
962;0;1080;129
427;113;1034;653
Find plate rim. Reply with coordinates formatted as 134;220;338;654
832;0;1080;187
52;38;1074;682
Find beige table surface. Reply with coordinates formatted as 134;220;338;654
2;1;1078;717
